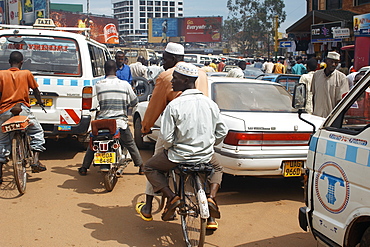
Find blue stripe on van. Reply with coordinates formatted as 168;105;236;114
345;145;358;163
57;79;64;85
368;151;370;167
309;136;318;152
43;78;50;85
325;140;337;157
84;80;90;86
71;80;78;86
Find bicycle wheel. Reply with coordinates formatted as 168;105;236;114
180;175;206;247
12;132;27;194
102;168;117;192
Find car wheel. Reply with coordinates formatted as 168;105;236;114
132;77;151;102
134;116;149;150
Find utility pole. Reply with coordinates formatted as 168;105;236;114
274;15;279;62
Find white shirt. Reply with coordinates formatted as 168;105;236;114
262;62;274;73
161;89;228;163
227;67;244;78
129;62;148;78
95;76;138;129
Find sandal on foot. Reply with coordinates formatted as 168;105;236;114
135;202;153;221
207;198;221;219
78;167;87;176
206;217;218;230
138;166;145;175
31;163;47;173
161;195;180;221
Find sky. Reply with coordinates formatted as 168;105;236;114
52;0;307;33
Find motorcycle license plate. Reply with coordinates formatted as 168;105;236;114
30;98;53;106
282;160;304;177
94;152;115;164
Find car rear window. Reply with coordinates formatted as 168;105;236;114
212;82;296;112
0;35;81;76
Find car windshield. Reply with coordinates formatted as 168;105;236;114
0;35;81;76
212;82;296;112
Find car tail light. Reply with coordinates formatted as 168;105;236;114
82;86;93;110
223;131;311;146
92;145;99;151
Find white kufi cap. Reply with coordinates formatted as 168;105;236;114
327;51;340;61
174;62;199;77
165;42;184;55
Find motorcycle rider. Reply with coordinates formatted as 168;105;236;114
78;60;143;175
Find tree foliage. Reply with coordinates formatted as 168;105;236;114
225;0;286;56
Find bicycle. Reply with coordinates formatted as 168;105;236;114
168;162;214;247
1;103;46;194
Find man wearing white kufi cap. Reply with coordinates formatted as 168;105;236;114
143;62;227;222
311;51;349;118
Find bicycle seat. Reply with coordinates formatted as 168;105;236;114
1;116;30;133
178;163;213;173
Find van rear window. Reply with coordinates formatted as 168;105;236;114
0;35;81;76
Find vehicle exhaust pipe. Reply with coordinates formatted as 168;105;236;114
72;135;78;139
116;166;125;176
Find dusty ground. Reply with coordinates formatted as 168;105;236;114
0;134;319;247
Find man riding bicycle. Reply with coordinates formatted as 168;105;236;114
143;62;228;221
0;51;47;184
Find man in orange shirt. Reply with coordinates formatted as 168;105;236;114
137;42;222;230
0;51;46;184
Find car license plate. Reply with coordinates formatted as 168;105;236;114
94;152;115;164
282;160;304;177
30;98;53;106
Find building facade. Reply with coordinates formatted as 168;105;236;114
112;0;184;41
306;0;370;14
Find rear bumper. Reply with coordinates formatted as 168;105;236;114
42;115;91;137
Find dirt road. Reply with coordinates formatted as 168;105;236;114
0;136;317;247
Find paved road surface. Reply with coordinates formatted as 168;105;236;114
0;132;318;246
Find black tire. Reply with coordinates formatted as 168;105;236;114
132;77;151;102
180;176;206;247
102;168;117;192
360;226;370;247
12;133;27;195
134;117;149;150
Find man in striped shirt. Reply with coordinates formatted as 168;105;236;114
78;60;143;175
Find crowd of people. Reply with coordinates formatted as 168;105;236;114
0;43;368;235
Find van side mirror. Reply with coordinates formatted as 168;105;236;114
292;83;307;109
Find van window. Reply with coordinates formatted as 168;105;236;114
88;44;106;77
330;81;370;133
0;35;81;76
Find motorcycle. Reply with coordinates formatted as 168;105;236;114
90;118;131;191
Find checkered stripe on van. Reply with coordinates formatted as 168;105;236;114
36;77;103;86
310;136;370;167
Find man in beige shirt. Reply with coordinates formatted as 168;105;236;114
311;51;349;118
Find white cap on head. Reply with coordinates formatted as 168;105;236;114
165;42;184;55
327;51;340;61
174;62;199;78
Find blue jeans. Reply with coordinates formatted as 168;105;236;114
0;104;45;164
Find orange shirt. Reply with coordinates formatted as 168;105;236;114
141;64;208;134
0;68;38;114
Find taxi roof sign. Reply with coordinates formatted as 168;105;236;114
33;18;56;28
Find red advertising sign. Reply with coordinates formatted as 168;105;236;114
184;17;222;43
50;10;119;44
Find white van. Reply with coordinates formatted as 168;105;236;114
0;19;111;146
294;71;370;246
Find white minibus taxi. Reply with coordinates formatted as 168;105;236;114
294;71;370;247
0;19;111;147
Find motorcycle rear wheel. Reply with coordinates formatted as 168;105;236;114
102;167;117;192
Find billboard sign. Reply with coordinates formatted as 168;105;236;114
50;11;119;44
184;17;222;42
311;21;342;43
152;18;180;38
8;0;20;24
0;1;5;24
34;0;47;19
354;13;370;37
